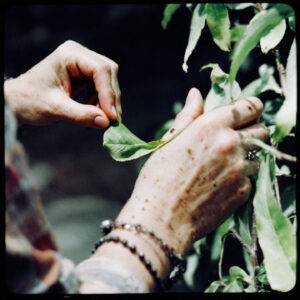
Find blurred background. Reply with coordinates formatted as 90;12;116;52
4;4;295;292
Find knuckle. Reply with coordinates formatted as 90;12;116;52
101;87;115;100
98;63;111;73
62;40;79;50
232;159;245;174
111;62;119;72
55;40;79;59
216;131;239;155
115;90;121;99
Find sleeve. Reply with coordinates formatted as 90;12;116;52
5;102;80;294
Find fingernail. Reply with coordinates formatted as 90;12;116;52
111;105;118;119
117;106;122;121
94;116;107;127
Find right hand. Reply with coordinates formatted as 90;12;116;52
4;40;121;127
116;88;269;255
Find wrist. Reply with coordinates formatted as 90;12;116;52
93;228;171;291
116;195;194;256
4;77;25;122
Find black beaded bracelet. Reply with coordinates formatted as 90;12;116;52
97;220;186;289
92;234;169;291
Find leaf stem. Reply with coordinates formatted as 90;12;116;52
230;228;253;255
218;235;227;285
245;138;297;163
255;3;264;12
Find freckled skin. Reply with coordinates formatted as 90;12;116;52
117;97;267;256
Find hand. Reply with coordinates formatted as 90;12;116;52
4;40;121;128
116;88;269;256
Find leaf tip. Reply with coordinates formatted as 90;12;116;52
182;63;188;73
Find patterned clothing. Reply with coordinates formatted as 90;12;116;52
5;103;80;293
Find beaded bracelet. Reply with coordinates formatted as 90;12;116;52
92;234;169;291
94;219;186;290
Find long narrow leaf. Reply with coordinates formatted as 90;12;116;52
182;4;206;72
253;153;296;291
205;4;231;51
230;7;285;83
274;39;297;141
161;4;181;30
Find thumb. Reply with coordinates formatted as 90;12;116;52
49;89;110;128
162;87;204;141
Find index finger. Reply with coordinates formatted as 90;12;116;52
64;41;120;121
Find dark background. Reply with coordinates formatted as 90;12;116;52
4;4;275;203
4;4;296;292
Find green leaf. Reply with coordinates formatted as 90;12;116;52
223;280;243;292
229;7;287;83
275;164;291;177
205;4;231;51
205;80;241;112
203;64;241;111
260;20;286;54
210;217;234;262
256;264;269;285
161;4;181;30
182;4;206;72
253;152;296;291
273;39;297;141
204;280;222;293
244;285;257;292
201;63;227;84
229;266;252;284
193;237;206;255
103;122;165;162
227;3;255;10
183;253;200;289
288;15;295;31
281;183;296;217
235;202;251;246
241;64;282;98
261;98;283;125
231;24;247;43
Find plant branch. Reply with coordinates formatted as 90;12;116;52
245;138;297;163
230;228;253;255
218;235;227;285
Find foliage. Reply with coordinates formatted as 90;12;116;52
161;2;296;293
103;2;296;293
103;121;166;161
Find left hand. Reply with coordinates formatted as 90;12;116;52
4;40;122;128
